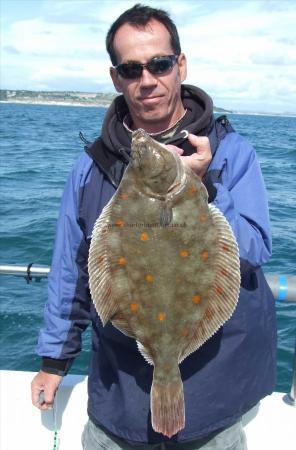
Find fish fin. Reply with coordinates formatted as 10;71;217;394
151;364;185;437
112;316;136;339
179;204;240;363
88;202;119;325
137;341;154;365
160;201;173;226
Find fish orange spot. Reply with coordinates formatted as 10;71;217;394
180;250;189;258
182;328;189;337
201;250;209;261
115;220;125;228
216;286;223;295
119;193;129;200
130;303;139;312
118;256;126;265
187;186;198;196
107;287;112;296
158;312;166;321
145;274;154;283
140;232;149;241
176;276;182;283
192;294;201;304
200;214;208;222
222;244;229;252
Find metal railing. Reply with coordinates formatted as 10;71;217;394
265;274;296;303
1;264;295;302
0;263;295;406
0;264;50;283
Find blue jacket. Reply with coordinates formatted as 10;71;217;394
37;85;277;443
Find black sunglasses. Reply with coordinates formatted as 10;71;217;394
115;55;179;79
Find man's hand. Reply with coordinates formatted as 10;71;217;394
31;370;62;410
166;134;212;179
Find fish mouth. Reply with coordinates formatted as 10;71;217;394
132;128;148;140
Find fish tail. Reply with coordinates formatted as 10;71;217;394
151;365;185;438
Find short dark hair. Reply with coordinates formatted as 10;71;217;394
106;3;181;66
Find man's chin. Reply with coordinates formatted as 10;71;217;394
135;118;171;134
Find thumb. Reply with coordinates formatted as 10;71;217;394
41;377;62;410
43;384;56;408
187;134;211;160
187;133;209;146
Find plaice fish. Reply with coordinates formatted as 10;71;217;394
88;128;241;438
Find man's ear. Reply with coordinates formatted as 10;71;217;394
178;53;187;83
110;67;123;93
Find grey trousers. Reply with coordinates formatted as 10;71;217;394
81;419;248;450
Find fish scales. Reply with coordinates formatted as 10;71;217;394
88;129;241;438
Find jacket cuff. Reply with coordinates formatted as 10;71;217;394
41;357;74;376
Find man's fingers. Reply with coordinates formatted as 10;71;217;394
180;134;212;179
188;133;210;148
40;401;54;410
31;382;44;409
32;384;54;410
42;388;55;409
166;144;184;155
188;134;211;156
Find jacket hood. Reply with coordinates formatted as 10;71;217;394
100;84;214;158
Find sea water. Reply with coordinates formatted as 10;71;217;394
0;102;295;393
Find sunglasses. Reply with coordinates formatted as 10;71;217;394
115;55;179;79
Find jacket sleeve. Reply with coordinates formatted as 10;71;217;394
210;132;272;271
37;155;92;376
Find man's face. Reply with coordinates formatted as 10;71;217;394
110;19;187;134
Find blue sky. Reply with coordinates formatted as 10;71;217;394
1;0;295;113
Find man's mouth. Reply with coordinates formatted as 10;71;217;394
140;96;163;105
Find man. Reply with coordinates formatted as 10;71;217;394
31;4;276;450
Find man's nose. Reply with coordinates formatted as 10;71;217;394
140;68;158;87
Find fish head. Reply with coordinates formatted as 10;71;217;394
131;129;180;196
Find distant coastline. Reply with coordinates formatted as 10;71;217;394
1;89;295;117
0;89;230;113
0;89;117;108
0;100;112;108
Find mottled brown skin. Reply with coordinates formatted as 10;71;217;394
88;129;240;437
105;131;219;355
